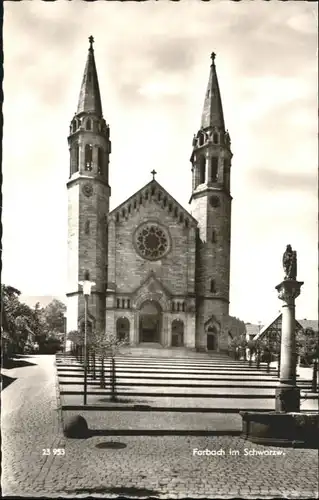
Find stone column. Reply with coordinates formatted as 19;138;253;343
275;278;303;412
131;311;139;346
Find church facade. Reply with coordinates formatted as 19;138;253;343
66;38;233;352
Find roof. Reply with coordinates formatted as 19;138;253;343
200;53;225;131
298;319;318;332
77;37;103;117
108;179;198;227
245;323;261;338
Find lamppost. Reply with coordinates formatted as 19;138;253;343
79;273;95;405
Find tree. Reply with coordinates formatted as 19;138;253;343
1;285;40;354
296;327;319;392
68;330;84;362
41;299;66;337
227;316;246;340
90;331;128;401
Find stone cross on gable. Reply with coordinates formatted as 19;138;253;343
151;169;157;180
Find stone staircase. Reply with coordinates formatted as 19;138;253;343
56;350;317;413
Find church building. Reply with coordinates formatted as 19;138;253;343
66;37;233;352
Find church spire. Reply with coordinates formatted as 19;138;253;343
77;36;103;117
200;52;225;131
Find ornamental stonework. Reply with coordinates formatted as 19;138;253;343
133;221;171;261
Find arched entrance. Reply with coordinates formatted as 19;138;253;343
139;301;161;343
116;317;130;341
171;319;184;347
207;326;217;351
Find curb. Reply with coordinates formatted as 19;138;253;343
54;354;65;434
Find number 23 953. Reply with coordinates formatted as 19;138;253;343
42;448;65;456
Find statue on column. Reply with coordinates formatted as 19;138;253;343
282;244;297;280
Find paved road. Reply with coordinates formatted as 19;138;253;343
1;354;318;498
1;355;63;495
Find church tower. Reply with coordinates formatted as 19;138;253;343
190;53;232;352
66;36;111;335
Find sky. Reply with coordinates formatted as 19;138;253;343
2;1;318;324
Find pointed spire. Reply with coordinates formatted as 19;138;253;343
77;36;103;117
200;52;225;131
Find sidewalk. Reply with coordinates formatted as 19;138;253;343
1;355;64;495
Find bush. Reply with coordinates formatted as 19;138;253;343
39;337;62;354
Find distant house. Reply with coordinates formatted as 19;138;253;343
250;313;317;346
245;323;261;342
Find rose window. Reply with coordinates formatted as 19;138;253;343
134;223;170;260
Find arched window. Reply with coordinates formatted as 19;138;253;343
158;192;162;201
75;144;79;173
168;203;172;212
85;144;93;171
145;191;149;200
151;187;155;196
213;132;219;144
182;302;185;312
97;147;103;175
174;207;178;218
116;213;120;223
122;299;125;309
117;298;120;308
128;205;131;214
198;132;204;146
179;214;184;223
211;157;218;182
224;159;230;190
122;209;126;218
185;219;189;228
163;197;167;207
177;302;180;312
210;279;216;293
172;302;175;312
86;119;92;131
71;143;79;175
199;155;206;184
139;196;143;205
134;200;137;209
72;120;77;133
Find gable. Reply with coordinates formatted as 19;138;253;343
132;271;172;299
108;179;197;229
254;313;304;342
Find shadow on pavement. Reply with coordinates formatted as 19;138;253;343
65;486;160;497
89;429;242;437
2;358;37;369
95;441;127;449
1;374;17;390
98;397;153;404
13;354;36;359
